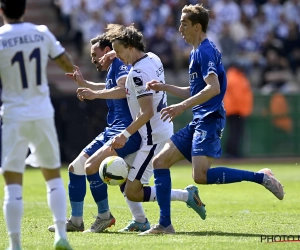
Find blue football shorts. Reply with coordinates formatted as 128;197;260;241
83;127;141;158
171;115;226;162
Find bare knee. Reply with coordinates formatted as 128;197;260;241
69;154;87;175
68;164;74;172
153;156;166;169
193;168;208;184
125;190;141;202
84;158;99;175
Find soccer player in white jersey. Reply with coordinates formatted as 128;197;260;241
0;0;74;249
76;24;206;223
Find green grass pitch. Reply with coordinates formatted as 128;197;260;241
0;163;299;250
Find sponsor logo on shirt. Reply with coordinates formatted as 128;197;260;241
208;61;216;71
133;76;143;86
119;65;128;71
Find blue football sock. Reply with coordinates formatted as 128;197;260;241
206;167;264;184
68;172;86;217
153;169;171;228
87;173;109;214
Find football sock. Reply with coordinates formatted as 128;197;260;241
69;172;86;220
153;169;171;228
87;173;109;218
3;184;23;249
143;186;188;202
120;182;147;223
46;178;67;241
207;167;264;184
171;189;189;202
125;198;146;223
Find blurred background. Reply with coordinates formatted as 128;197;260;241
8;0;300;162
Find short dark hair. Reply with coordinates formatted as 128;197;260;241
105;24;145;52
182;4;209;33
0;0;26;19
90;33;113;50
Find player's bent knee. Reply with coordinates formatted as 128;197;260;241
193;173;207;184
125;190;141;202
70;154;87;175
84;158;99;175
152;156;165;169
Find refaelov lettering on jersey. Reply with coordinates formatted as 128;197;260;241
189;38;227;119
0;23;65;122
125;52;173;145
0;34;44;49
105;58;132;128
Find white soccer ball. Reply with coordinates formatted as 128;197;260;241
99;156;129;186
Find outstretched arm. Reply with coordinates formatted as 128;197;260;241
76;86;126;101
147;80;190;99
160;74;220;122
66;65;106;90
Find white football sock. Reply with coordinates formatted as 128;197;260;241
171;189;189;202
3;184;23;249
124;196;146;223
149;186;188;202
46;178;67;240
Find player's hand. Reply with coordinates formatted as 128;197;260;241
146;80;164;91
66;65;86;86
110;134;126;150
76;88;98;101
99;50;116;65
160;103;185;122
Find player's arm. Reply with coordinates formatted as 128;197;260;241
116;76;126;88
76;86;126;101
180;73;220;110
110;95;154;150
53;51;74;72
147;80;190;99
160;74;220;122
66;65;106;90
125;95;154;136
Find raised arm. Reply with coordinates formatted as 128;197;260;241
66;65;106;90
160;74;220;122
147;80;190;99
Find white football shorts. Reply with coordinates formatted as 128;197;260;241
127;140;167;185
1;118;61;174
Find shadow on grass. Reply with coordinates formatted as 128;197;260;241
102;231;262;237
173;231;262;237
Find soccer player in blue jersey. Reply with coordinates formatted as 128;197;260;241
140;4;284;235
47;34;148;233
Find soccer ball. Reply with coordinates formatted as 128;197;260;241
99;156;129;186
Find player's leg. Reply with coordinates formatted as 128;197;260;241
66;137;105;231
193;117;284;200
83;144;118;233
138;140;182;235
2;120;28;250
47;134;105;232
66;152;88;231
118;149;149;232
27;119;72;249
